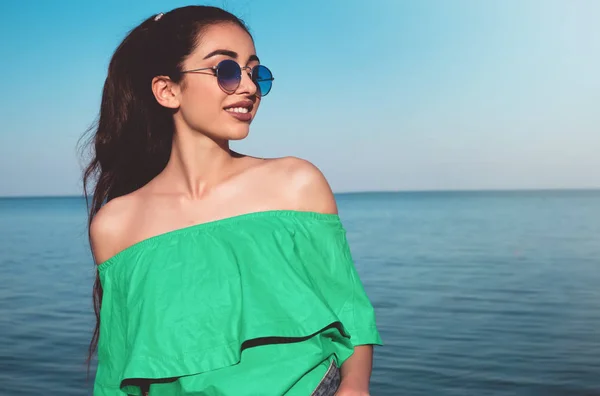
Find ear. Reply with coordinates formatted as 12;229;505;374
151;76;180;109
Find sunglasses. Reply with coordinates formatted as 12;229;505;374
181;59;274;97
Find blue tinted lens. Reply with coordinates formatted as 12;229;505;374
252;65;273;97
216;60;241;93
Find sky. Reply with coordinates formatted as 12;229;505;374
0;0;598;196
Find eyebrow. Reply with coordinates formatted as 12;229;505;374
203;49;260;63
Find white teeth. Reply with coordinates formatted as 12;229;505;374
225;107;249;114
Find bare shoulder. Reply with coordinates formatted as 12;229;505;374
265;156;338;214
89;193;139;264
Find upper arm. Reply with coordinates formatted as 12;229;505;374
89;197;130;264
281;156;338;214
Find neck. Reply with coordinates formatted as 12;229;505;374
159;127;238;200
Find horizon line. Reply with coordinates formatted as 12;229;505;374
1;187;599;199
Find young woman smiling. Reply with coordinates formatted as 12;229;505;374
82;6;382;396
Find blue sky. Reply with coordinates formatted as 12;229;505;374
0;0;598;196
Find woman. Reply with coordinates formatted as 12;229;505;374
82;5;382;396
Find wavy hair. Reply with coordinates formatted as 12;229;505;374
78;5;251;373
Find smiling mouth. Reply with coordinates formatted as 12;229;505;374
223;99;254;115
224;107;250;114
223;103;253;122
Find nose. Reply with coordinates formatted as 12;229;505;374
236;66;258;97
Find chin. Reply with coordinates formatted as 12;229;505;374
225;127;250;141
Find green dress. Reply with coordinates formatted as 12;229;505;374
94;210;382;395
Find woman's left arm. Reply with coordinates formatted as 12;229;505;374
337;345;374;396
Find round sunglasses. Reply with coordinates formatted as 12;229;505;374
181;59;274;97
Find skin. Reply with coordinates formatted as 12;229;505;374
90;22;373;395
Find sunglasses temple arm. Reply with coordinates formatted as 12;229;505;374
181;66;216;74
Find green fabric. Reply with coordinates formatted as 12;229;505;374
94;210;382;395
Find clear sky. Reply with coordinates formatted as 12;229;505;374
1;0;598;196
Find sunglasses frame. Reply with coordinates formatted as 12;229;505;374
181;59;274;97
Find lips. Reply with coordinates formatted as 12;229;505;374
224;100;253;111
224;100;254;122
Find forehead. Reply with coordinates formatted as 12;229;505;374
195;23;256;58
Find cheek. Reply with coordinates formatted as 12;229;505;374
179;81;226;127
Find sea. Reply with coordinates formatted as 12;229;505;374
0;190;599;395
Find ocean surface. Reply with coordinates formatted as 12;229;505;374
0;190;599;395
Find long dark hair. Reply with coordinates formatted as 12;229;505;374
79;6;251;372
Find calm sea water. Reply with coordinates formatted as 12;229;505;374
0;191;599;395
